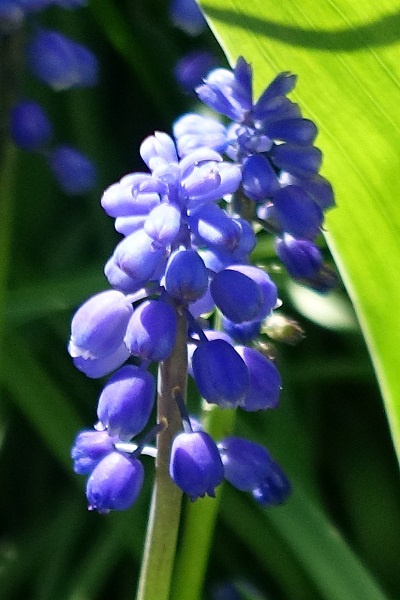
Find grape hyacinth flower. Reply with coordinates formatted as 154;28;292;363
5;1;98;194
69;55;336;517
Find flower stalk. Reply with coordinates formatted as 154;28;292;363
136;308;188;600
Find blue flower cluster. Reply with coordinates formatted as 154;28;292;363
70;57;335;512
2;0;98;194
174;57;336;290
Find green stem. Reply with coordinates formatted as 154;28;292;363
136;309;188;600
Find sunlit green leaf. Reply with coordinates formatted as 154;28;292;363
200;0;400;464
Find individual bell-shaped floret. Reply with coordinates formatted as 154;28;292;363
27;29;99;90
73;342;130;378
173;113;228;156
252;71;297;121
271;185;323;241
101;173;160;218
144;202;182;247
270;144;322;179
235;346;281;410
164;248;209;303
48;145;97;195
10;100;53;152
264;117;318;146
86;451;144;513
196;57;253;122
218;436;273;491
69;290;133;360
140;131;179;171
97;365;155;440
104;256;144;294
210;269;263;324
184;160;242;211
280;171;335;211
113;229;167;285
71;429;115;475
191;339;249;408
241;154;280;202
189;203;242;251
124;299;177;362
211;265;277;324
275;235;323;280
187;329;234;377
229;265;278;319
169;431;224;500
251;461;291;506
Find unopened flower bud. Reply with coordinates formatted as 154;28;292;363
86;451;144;513
169;431;224;500
262;313;305;345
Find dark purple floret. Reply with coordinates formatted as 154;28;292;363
169;431;224;500
252;461;291;506
265;118;318;146
164;248;209;303
10;100;53;152
191;339;249;408
48;146;97;195
86;451;144;513
270;144;322;179
271;185;323;240
97;365;156;440
280;172;335;211
225;265;278;321
275;235;323;280
241;154;280;202
235;346;281;411
210;269;263;324
218;436;273;491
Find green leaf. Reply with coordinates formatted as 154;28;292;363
200;0;400;464
1;333;83;470
223;486;390;600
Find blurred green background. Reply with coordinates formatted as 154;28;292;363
1;1;399;599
